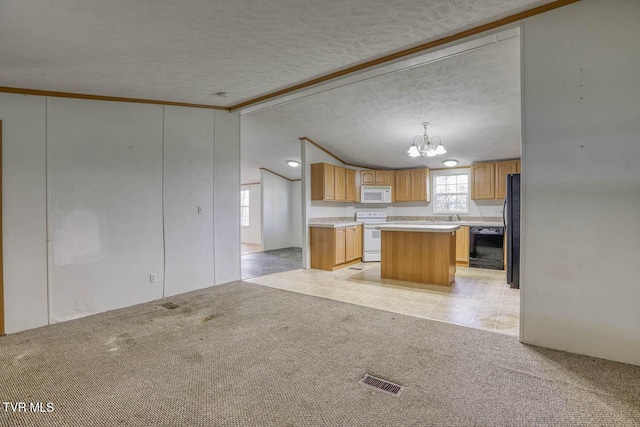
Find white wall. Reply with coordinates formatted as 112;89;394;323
1;95;241;333
261;169;293;250
289;180;303;247
47;98;164;322
163;106;215;297
241;184;262;245
213;110;241;285
522;0;640;365
0;93;48;333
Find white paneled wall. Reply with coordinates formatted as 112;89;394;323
522;0;640;365
0;93;48;333
0;95;240;333
163;106;215;297
47;98;165;322
261;170;292;251
213;110;241;285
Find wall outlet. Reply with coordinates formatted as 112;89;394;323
150;273;157;283
197;206;203;214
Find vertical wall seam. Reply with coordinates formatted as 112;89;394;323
161;106;166;299
211;111;216;284
45;97;52;324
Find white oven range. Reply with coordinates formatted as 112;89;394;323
355;210;389;262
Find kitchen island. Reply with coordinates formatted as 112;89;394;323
375;224;459;286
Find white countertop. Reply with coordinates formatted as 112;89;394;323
308;221;361;228
395;220;503;227
375;224;460;232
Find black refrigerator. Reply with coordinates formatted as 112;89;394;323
504;173;520;289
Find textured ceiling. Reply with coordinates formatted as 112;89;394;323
242;36;521;183
1;0;550;106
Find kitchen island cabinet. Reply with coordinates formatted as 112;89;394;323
376;224;459;286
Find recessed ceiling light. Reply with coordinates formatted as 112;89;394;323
286;160;300;167
443;159;458;167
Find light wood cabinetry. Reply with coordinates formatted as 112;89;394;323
310;225;363;271
410;168;427;201
471;159;520;200
375;170;394;186
394;170;411;202
471;162;495;200
360;170;376;185
495;160;520;199
345;168;356;202
380;230;456;286
334;166;346;201
360;170;395;186
311;163;357;202
394;168;430;202
455;226;469;266
334;227;346;264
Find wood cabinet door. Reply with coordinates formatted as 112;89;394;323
345;168;356;202
471;163;495;200
323;163;335;201
360;170;376;185
410;168;427;201
375;170;394;186
495;160;519;199
455;226;469;263
355;225;362;259
394;170;411;202
334;227;346;265
334;165;346;201
345;226;358;261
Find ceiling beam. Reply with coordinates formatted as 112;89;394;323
230;0;579;111
0;86;229;110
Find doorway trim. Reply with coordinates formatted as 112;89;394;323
0;120;4;335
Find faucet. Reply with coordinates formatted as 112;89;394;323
448;214;461;221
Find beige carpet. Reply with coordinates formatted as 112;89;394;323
1;281;639;426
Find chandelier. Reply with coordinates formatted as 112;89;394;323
407;122;446;158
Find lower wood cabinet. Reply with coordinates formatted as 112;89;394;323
311;225;363;271
455;226;469;266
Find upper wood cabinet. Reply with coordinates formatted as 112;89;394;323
471;162;495;200
495;160;520;199
334;166;346;201
360;170;394;186
471;159;520;200
394;170;411;202
394;168;430;202
345;168;356;202
311;163;357;202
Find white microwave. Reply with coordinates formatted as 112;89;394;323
360;186;392;204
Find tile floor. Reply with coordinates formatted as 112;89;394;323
247;261;520;337
241;247;302;279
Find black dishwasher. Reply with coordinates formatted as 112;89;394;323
469;226;504;270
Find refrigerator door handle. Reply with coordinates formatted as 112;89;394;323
503;198;507;227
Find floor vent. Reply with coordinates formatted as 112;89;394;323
160;302;180;310
360;374;403;396
349;267;363;270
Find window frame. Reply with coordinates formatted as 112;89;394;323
240;189;250;228
431;168;470;215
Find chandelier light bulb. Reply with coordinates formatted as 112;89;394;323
407;121;446;159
